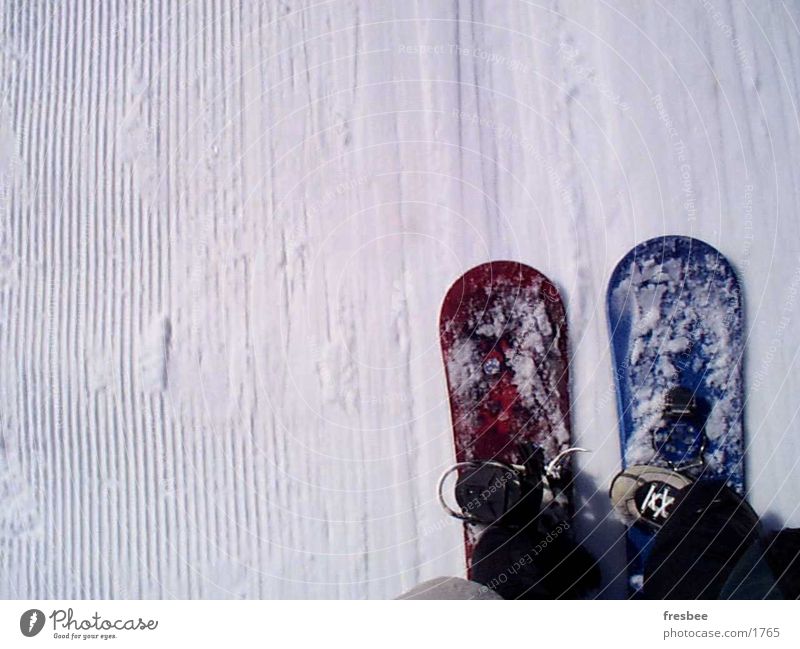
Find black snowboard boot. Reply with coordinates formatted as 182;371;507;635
454;442;600;599
643;479;762;598
610;464;766;599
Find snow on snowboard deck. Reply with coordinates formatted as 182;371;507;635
440;261;572;569
607;236;745;594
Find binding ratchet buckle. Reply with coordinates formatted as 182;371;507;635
650;387;709;472
437;443;588;525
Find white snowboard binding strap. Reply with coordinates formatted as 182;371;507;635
610;465;693;529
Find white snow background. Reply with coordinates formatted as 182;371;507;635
1;0;799;599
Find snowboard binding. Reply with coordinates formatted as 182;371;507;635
440;442;602;599
650;386;710;473
437;442;587;528
611;387;711;530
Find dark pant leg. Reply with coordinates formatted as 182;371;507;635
470;517;600;599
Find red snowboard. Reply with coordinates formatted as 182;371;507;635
439;261;573;568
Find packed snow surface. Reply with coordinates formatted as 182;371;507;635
1;1;800;599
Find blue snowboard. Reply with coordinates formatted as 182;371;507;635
607;236;745;594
